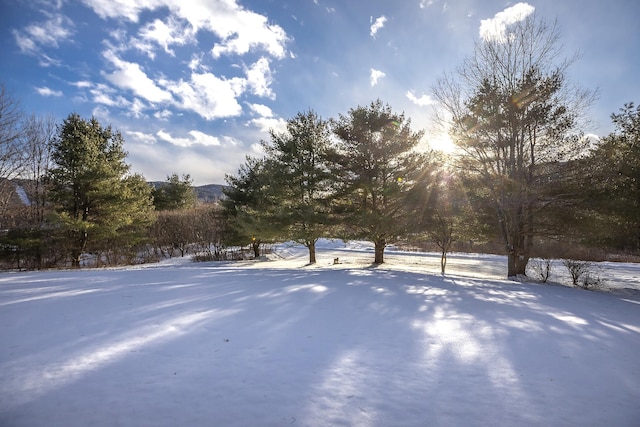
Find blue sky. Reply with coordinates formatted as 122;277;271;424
1;0;638;185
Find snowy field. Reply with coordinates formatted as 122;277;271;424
1;240;639;426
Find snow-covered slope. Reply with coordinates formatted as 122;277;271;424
14;185;30;206
1;241;638;426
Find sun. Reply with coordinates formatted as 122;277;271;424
429;133;456;153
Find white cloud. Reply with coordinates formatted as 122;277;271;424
138;16;193;56
127;130;157;144
188;130;222;146
128;98;147;118
406;90;435;106
72;80;93;88
12;12;73;66
188;53;207;71
204;3;289;59
15;13;74;51
249;117;287;134
248;103;274;118
370;15;387;38
102;49;173;104
35;86;62;97
153;109;173;120
157;129;221;147
370;68;386;86
167;72;244;120
246;103;285;133
89;83;132;108
479;2;535;42
245;58;274;98
83;0;288;59
80;0;159;22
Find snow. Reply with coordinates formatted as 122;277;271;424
14;185;30;206
1;240;639;426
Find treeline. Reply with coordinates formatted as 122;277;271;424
1;14;638;276
0;105;218;269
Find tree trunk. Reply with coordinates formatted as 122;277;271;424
507;247;530;278
252;241;260;258
440;250;447;275
307;240;316;264
374;238;386;264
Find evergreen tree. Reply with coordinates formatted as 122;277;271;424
152;173;196;211
223;157;277;258
330;99;429;264
585;102;640;252
262;110;334;263
47;113;155;267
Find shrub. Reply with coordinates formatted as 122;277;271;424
562;259;605;290
529;258;553;283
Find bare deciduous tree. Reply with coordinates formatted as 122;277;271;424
433;15;595;278
0;84;26;221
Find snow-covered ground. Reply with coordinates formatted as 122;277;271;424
1;240;639;426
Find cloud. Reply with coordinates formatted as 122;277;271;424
126;130;157;144
14;13;74;51
88;83;131;108
246;102;285;133
157;129;221;147
137;16;193;56
82;0;289;59
370;68;386;86
72;80;93;88
204;3;289;59
101;49;274;122
12;12;74;66
102;49;173;104
406;90;435;106
153;109;173;120
249;117;287;134
245;57;274;98
35;86;63;97
247;103;274;118
79;0;156;22
167;72;244;120
479;2;535;42
370;15;387;38
128;98;147;118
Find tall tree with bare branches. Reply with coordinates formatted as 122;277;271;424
433;15;594;278
0;84;25;221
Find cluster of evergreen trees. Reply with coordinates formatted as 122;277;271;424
223;101;439;265
0;111;203;269
1;14;638;276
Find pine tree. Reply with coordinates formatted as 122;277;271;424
48;113;155;267
262;110;334;263
330;99;429;264
585;102;640;252
223;157;277;258
152;173;196;211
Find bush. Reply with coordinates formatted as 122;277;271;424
581;271;605;291
562;259;605;290
529;258;553;283
563;259;591;287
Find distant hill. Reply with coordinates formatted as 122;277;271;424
5;180;226;207
194;184;225;203
148;181;226;203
